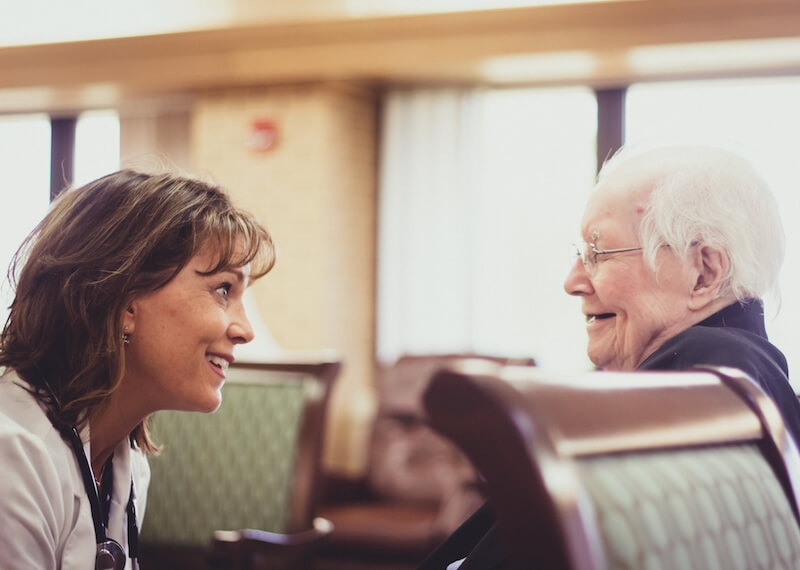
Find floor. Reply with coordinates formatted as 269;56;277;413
314;555;417;570
139;545;419;570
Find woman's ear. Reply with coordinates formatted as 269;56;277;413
688;244;729;310
121;302;136;334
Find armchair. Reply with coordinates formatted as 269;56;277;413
318;354;533;566
139;354;340;570
423;362;800;570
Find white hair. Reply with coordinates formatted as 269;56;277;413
599;145;785;302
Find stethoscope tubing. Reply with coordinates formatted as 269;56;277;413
62;425;138;569
65;426;108;544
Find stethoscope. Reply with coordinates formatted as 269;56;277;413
62;425;139;570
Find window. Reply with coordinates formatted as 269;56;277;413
0;115;51;325
74;110;120;186
472;87;597;367
0;110;120;328
377;86;597;369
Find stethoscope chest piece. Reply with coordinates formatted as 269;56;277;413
96;539;126;570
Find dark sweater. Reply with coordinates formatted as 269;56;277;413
640;299;800;444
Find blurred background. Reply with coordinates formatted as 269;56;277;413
2;0;800;478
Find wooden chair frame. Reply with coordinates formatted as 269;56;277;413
423;362;800;570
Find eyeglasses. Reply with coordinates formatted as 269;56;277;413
569;242;643;274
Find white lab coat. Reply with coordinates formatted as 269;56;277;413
0;368;150;570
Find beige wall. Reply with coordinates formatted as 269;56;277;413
120;106;193;173
190;82;379;475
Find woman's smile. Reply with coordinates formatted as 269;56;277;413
206;353;232;379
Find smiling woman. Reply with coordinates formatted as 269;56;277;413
124;247;256;415
0;169;275;570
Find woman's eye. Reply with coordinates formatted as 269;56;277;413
216;283;232;298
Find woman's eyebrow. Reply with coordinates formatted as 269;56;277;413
195;267;249;284
227;268;247;283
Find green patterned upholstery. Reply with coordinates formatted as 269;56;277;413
578;444;800;570
141;371;310;547
423;365;800;569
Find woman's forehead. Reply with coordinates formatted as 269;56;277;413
580;192;643;244
581;161;658;242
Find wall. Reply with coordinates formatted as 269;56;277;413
120;105;193;173
190;82;379;475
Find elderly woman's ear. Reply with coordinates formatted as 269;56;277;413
687;244;730;310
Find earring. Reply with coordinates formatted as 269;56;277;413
122;326;130;346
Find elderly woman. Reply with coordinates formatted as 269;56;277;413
564;144;800;438
421;144;800;570
0;170;274;569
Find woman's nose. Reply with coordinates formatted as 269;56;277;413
228;305;255;344
564;258;593;297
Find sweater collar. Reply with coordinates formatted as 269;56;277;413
696;299;767;338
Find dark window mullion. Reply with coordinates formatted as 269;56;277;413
595;87;627;174
50;117;77;200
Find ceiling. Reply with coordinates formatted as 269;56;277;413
2;0;800;114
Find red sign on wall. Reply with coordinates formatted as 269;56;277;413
248;119;279;152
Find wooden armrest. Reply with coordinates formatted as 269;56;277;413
210;518;334;570
213;516;334;548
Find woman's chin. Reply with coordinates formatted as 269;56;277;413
586;345;611;370
183;391;223;414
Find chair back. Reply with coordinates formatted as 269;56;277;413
423;362;800;570
140;354;340;548
368;354;535;506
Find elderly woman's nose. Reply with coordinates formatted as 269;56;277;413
564;259;593;296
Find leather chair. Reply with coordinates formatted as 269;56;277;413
318;354;533;566
423;362;800;570
139;353;340;570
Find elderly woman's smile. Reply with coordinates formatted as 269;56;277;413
586;313;615;325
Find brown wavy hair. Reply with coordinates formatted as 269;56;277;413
0;169;275;453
